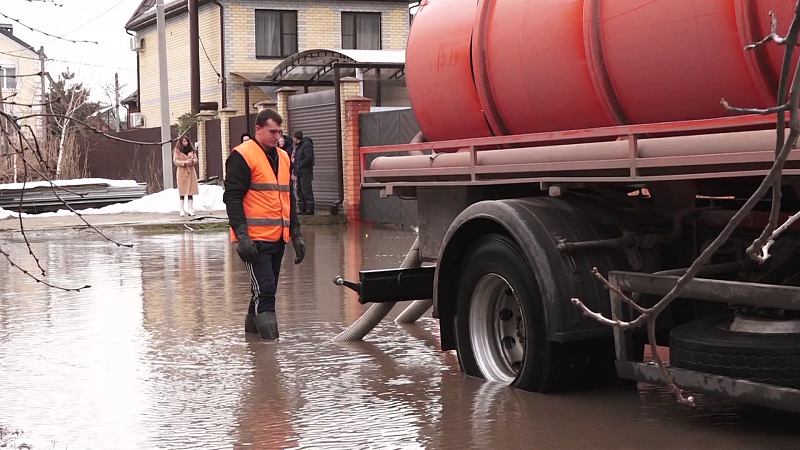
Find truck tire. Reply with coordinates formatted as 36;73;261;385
454;233;617;393
670;316;800;389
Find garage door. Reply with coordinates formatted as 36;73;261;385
288;90;338;210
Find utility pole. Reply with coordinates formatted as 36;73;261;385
114;72;121;132
156;0;174;190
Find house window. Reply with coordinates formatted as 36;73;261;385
256;10;298;58
0;66;16;91
342;12;381;50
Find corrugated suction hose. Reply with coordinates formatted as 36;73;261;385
333;237;422;342
394;298;433;324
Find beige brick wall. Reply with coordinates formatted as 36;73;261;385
225;1;409;102
138;2;223;125
135;1;409;124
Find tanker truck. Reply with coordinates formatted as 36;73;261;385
337;0;800;411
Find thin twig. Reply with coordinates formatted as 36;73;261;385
14;113;191;146
746;1;800;263
18;155;133;249
3;72;46;79
15;128;46;277
591;268;647;314
0;97;62;109
745;11;790;50
647;318;694;406
720;99;790;115
0;245;89;292
572;1;800;407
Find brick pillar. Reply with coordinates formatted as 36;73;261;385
256;99;277;113
275;87;298;134
218;107;237;177
344;97;372;222
339;77;368;217
195;111;214;181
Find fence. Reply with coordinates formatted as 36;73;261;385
206;118;223;180
85;127;197;193
359;108;419;225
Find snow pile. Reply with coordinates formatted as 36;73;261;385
0;185;226;220
0;207;17;220
80;185;226;215
0;178;139;191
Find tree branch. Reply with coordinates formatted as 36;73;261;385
0;245;89;292
720;98;790;115
572;1;800;406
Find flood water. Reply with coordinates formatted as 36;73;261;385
1;224;799;449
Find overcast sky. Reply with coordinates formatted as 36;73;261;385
2;0;142;104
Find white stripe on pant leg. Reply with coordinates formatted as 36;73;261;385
245;262;261;314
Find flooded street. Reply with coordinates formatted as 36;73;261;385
1;225;799;449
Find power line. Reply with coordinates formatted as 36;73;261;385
48;58;134;72
44;0;128;44
198;36;223;84
0;12;98;45
0;50;40;61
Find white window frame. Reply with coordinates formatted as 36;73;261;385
0;64;17;91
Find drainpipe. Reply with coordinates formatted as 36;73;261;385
333;65;343;215
209;0;227;108
189;0;200;114
126;29;142;121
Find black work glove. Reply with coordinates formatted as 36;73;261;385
292;235;306;265
234;225;259;265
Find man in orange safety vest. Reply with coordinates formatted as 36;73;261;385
223;108;306;340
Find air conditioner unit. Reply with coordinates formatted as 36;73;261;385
130;36;145;52
131;113;145;128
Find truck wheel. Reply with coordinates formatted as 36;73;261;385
454;233;556;392
670;315;800;389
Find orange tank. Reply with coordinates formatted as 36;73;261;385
405;0;798;141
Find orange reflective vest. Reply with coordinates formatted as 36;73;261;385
229;140;292;243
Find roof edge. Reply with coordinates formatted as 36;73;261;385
0;30;38;55
126;0;215;32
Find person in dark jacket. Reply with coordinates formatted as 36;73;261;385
292;131;315;215
223;109;306;340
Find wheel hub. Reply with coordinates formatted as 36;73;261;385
469;273;526;384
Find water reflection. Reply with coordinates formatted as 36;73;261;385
0;226;799;449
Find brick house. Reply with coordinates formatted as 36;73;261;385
124;0;411;126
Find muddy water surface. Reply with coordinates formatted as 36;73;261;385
0;225;799;449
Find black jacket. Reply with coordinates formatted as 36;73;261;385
281;135;294;160
294;137;314;175
223;141;301;241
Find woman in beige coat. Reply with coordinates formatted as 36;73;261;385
173;137;199;217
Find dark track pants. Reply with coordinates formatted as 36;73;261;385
244;240;286;315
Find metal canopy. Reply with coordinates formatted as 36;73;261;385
240;49;406;87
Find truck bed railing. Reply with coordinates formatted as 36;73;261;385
360;114;800;190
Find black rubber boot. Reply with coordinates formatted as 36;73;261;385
245;314;258;334
299;200;307;215
255;312;279;340
306;202;315;215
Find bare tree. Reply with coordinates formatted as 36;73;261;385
0;104;192;291
572;1;800;406
48;73;92;179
